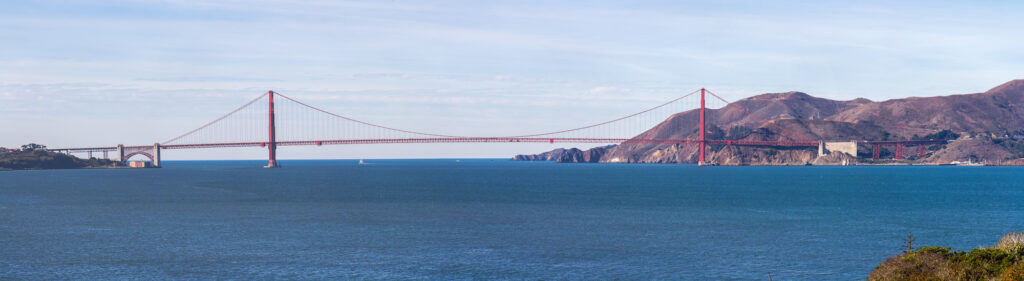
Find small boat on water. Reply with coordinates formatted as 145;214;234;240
358;159;366;165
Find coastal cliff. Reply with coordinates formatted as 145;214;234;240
513;145;616;163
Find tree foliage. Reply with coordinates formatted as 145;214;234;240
20;143;46;151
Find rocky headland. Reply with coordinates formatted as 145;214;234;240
0;149;120;170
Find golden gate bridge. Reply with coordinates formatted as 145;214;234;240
48;89;945;167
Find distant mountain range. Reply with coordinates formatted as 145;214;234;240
516;79;1024;165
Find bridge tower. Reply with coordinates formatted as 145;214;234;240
265;90;279;168
698;88;707;165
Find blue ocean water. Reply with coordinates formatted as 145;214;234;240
2;160;1023;280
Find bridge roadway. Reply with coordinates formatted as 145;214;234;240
48;138;948;164
50;138;821;153
51;138;951;153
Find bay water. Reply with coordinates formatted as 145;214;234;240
2;160;1023;280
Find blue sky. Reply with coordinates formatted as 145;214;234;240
2;0;1023;159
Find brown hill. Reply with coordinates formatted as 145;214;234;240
827;79;1024;137
516;79;1024;165
600;91;872;163
713;91;869;127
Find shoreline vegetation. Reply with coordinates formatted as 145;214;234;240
0;144;120;170
869;232;1024;281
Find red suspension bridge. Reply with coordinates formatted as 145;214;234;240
49;89;946;167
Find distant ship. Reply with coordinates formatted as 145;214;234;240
359;159;366;165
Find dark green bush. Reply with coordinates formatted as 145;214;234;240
951;248;1019;276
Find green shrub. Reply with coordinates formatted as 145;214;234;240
952;248;1018;276
916;246;954;256
870;251;951;281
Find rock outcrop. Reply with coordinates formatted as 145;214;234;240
555;145;615;163
513;148;569;161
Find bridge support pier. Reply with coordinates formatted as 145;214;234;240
863;141;946;161
153;143;161;168
116;144;125;162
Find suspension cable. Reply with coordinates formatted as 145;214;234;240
162;92;269;144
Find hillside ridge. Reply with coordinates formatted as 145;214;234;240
515;79;1024;165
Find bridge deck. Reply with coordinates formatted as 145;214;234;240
51;139;950;153
51;138;822;152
